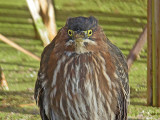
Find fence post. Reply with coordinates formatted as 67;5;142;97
147;0;160;107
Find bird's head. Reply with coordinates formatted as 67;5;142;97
54;16;107;54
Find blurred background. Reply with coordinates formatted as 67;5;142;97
0;0;159;119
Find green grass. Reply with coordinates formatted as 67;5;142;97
0;0;160;119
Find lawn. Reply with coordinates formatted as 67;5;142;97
0;0;160;119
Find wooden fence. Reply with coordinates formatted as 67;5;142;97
147;0;160;107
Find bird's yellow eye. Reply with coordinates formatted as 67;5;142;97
88;30;92;37
68;29;73;36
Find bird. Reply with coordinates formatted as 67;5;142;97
34;16;129;120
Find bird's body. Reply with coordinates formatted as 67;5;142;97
35;16;129;120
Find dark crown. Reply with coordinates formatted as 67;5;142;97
66;16;98;31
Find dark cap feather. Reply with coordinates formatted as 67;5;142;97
66;16;98;31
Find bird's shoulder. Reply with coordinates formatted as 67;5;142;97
105;38;129;119
105;38;129;98
34;40;55;104
34;28;65;104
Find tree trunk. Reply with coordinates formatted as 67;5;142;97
38;0;57;40
26;0;51;46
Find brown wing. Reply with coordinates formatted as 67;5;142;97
106;38;129;120
34;40;55;120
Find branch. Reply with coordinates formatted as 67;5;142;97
0;66;9;90
0;34;40;61
127;26;147;70
26;0;50;46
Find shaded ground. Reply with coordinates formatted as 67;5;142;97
0;0;160;119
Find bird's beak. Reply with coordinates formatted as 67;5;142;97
75;38;83;43
73;31;87;45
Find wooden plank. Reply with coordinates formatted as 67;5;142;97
0;66;9;90
0;34;40;61
151;0;157;107
26;0;50;46
127;26;147;70
155;0;160;107
147;0;153;106
147;0;160;107
38;0;57;40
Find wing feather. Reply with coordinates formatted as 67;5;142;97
105;38;129;120
34;40;55;120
